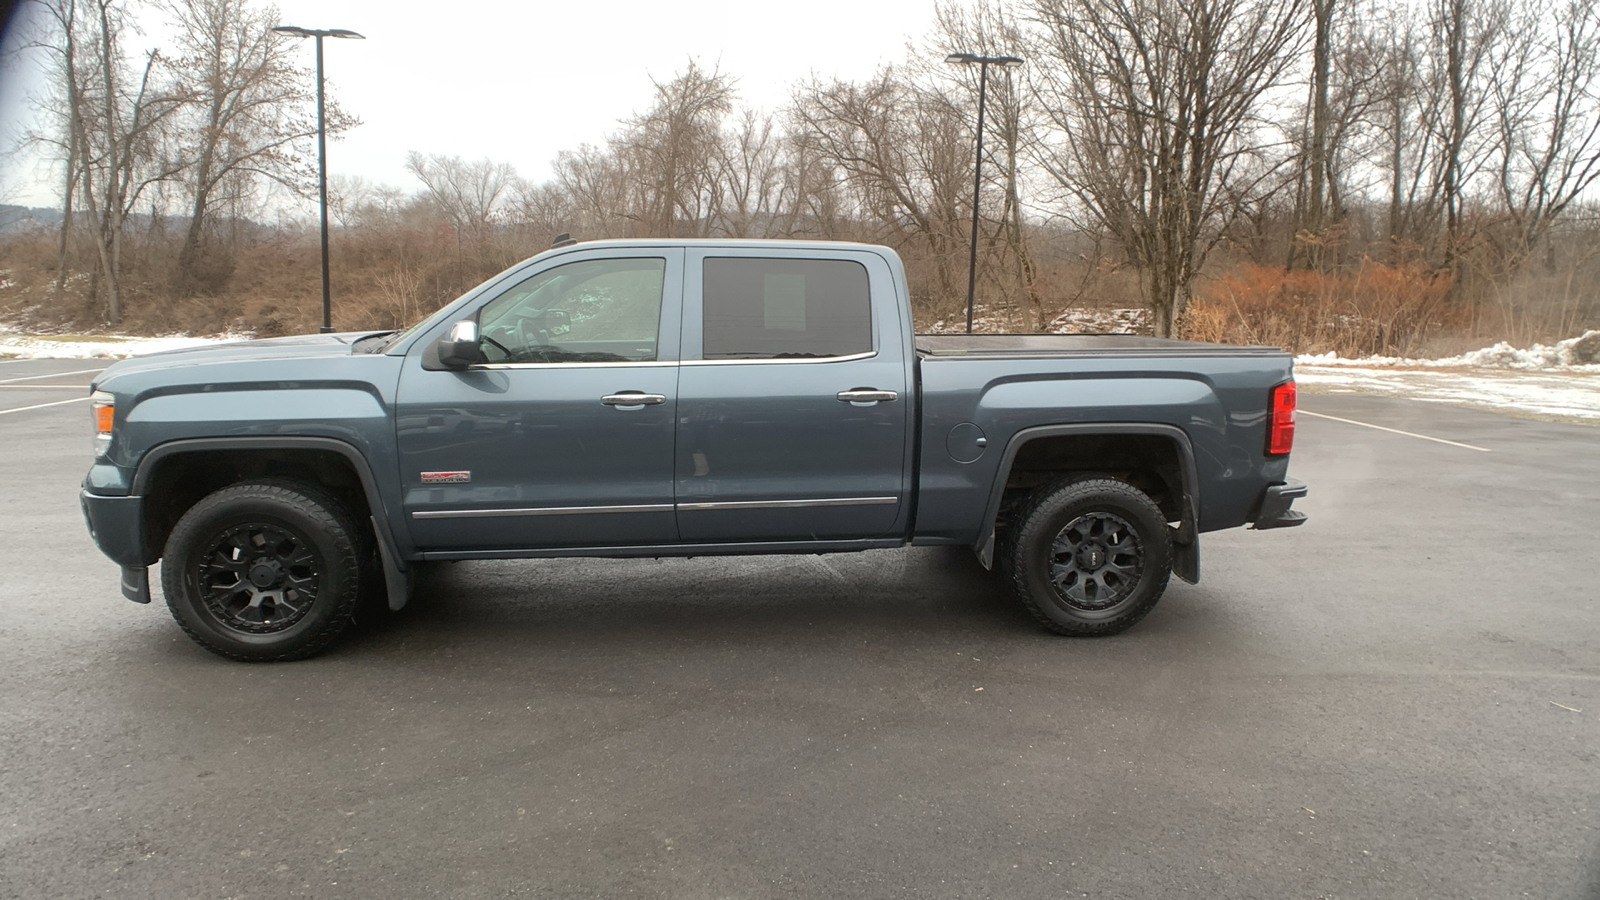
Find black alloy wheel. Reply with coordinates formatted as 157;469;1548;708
162;479;366;662
197;523;321;634
1046;511;1145;611
1008;477;1173;636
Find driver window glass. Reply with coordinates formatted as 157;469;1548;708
476;257;666;363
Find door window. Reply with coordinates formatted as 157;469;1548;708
477;257;666;363
701;258;871;359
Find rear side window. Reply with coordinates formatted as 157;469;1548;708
702;258;872;359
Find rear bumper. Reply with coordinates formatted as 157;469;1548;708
1251;478;1308;530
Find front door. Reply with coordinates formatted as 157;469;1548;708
674;250;911;543
397;250;683;551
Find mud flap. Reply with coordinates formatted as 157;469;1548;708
120;565;151;604
976;531;997;570
372;517;413;611
1171;530;1199;584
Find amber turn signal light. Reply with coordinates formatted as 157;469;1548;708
91;391;114;434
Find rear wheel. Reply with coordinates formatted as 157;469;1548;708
161;479;364;661
1008;477;1172;636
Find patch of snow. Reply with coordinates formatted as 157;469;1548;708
1296;329;1600;371
1297;367;1600;421
926;306;1151;335
0;328;249;359
1295;329;1600;422
1047;308;1150;334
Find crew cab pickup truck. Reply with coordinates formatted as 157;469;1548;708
81;240;1306;661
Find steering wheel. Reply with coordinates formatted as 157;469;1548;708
514;316;547;354
482;333;514;360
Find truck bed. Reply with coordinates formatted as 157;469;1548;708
915;334;1287;358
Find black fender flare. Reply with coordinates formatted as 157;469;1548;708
132;436;414;610
973;423;1201;584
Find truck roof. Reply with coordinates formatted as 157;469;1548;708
537;238;897;255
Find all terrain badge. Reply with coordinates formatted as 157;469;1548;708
420;471;471;484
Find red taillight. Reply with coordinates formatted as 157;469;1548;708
1267;381;1296;455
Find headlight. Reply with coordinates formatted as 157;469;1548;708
91;391;114;457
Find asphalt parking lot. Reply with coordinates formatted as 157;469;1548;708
0;356;1595;900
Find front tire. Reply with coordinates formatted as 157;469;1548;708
161;479;364;661
1008;477;1173;636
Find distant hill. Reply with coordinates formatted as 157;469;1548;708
0;205;272;235
0;206;63;232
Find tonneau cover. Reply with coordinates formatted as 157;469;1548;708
915;333;1285;357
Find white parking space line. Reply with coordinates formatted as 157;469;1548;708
0;367;109;384
1300;409;1492;452
0;396;93;416
0;384;92;390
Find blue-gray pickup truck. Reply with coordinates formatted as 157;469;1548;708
81;239;1306;661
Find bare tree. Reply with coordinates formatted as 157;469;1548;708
1365;5;1446;253
616;61;734;236
770;128;848;239
552;142;636;237
1487;0;1600;269
1028;0;1306;336
792;68;970;307
162;0;323;295
325;173;375;228
1285;0;1338;269
711;108;784;237
66;0;185;323
404;152;517;246
1280;0;1393;267
502;175;575;239
926;0;1041;324
1433;0;1511;269
23;0;89;300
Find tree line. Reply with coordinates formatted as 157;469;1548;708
9;0;1600;349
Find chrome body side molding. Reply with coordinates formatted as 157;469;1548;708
413;503;674;520
413;496;900;519
675;496;898;512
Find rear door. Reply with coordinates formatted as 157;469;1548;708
674;249;911;543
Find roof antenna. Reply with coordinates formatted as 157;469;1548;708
551;232;577;248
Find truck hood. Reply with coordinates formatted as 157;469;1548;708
91;332;378;385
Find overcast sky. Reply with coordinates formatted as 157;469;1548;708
0;0;952;209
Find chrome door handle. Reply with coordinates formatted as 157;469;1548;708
837;389;898;404
601;392;667;409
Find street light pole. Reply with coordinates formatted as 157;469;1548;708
946;53;1023;334
273;25;364;334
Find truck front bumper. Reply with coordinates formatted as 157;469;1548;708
1251;478;1308;529
80;490;152;603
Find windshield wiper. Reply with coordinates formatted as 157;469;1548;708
354;331;400;353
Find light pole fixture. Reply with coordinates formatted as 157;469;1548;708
273;25;365;334
945;52;1023;334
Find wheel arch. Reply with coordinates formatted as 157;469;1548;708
974;423;1200;583
132;438;406;588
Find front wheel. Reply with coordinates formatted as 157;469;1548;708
1007;477;1173;636
161;479;365;661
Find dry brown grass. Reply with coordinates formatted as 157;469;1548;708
1188;261;1466;355
3;221;1595;356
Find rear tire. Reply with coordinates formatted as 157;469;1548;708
1008;477;1172;636
161;479;364;661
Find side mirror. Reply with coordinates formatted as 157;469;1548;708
436;320;483;368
